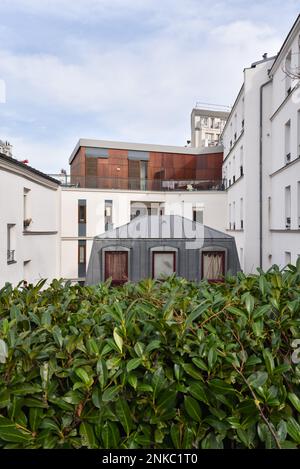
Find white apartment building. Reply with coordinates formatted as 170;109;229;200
0;153;61;287
222;14;300;272
191;106;229;148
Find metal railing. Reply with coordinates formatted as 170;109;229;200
48;175;225;192
7;249;15;262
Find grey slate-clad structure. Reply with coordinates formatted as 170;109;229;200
85;215;240;285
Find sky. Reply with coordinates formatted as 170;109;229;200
0;0;299;173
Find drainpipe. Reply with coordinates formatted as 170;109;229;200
259;79;272;269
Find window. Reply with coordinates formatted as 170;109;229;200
240;146;244;176
285;251;291;265
285;51;292;95
285;185;291;228
105;251;128;285
240;248;243;269
229;203;231;230
78;200;86;236
240;197;243;229
152;252;176;279
285;120;291;164
297;110;300;157
268;196;272;228
7;224;16;264
202;251;225;281
298;182;300;228
128;160;148;190
232;155;236;182
78;240;86;278
105;200;113;231
193;208;203;224
233;201;236;230
78;201;86;223
23;188;31;230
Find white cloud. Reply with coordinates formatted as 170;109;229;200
0;1;291;171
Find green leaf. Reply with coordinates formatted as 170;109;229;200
182;363;204;380
152;367;166;400
288;393;300;413
52;325;63;348
287;417;300;444
80;422;97;449
0;339;8;363
0;389;10;408
184;395;201;422
96;359;108;390
188;382;208;403
127;373;138;390
186;301;209;326
102;385;120;403
263;350;274;375
40;418;61;434
192;357;208;371
134;342;145;357
29;408;43;432
244;293;255;315
11;384;42;396
145;340;161;353
113;328;123;353
208;348;217;369
75;368;93;387
0;416;32;443
248;371;268;389
126;358;142;372
101;421;120;449
170;423;181;449
115;398;134;436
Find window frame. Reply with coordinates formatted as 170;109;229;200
152;251;176;279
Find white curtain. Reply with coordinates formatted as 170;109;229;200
203;252;224;280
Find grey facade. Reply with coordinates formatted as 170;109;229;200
85;215;240;285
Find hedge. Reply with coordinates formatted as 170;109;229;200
0;261;300;449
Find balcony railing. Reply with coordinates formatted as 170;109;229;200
7;249;15;263
48;175;225;192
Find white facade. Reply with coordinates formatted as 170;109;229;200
191;108;229;148
222;14;300;272
60;188;227;282
0;155;61;287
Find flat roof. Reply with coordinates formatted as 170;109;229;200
191;108;230;119
69;138;223;164
0;152;60;185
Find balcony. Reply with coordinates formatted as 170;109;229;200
49;175;225;192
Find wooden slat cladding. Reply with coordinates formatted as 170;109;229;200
86;157;97;176
70;145;223;189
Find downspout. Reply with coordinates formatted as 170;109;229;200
259;79;272;269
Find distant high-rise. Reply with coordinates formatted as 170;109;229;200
191;104;230;148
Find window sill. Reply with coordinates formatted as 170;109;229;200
7;260;17;265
